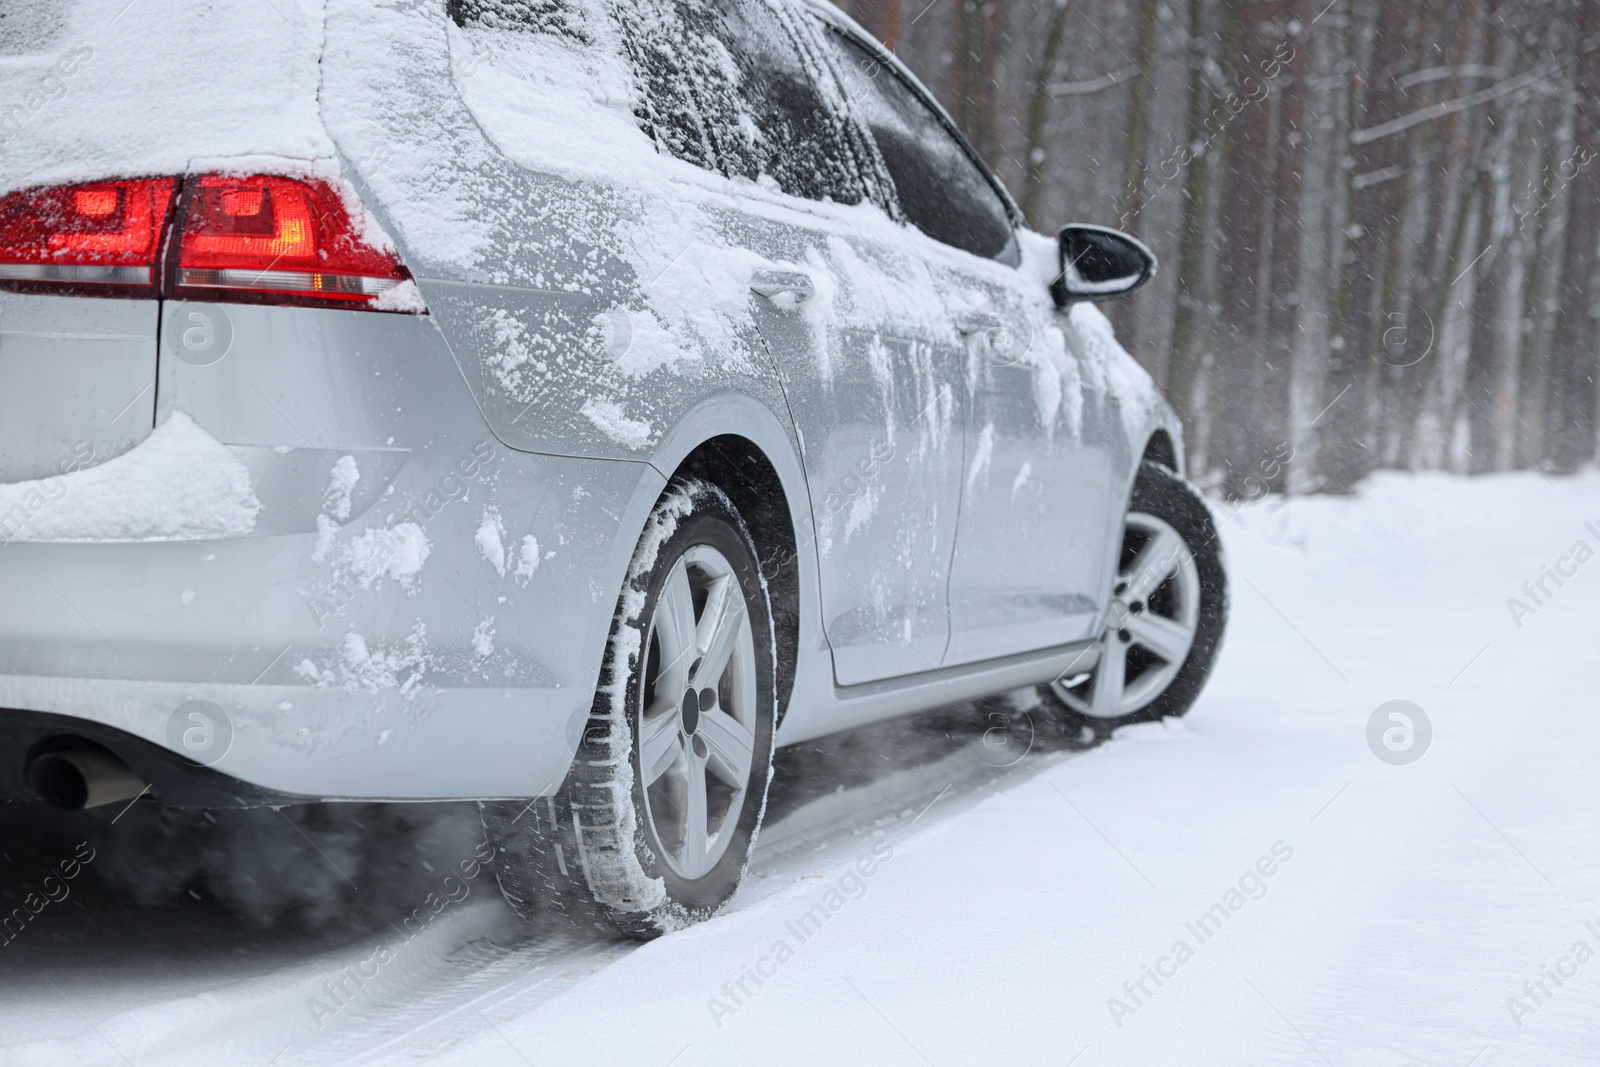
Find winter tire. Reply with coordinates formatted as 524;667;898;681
483;480;778;940
1045;461;1227;731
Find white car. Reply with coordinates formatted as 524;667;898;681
0;0;1226;937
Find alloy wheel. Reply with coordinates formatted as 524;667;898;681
636;544;759;880
1053;512;1200;719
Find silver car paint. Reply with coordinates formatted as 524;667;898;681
0;0;1184;801
0;293;158;482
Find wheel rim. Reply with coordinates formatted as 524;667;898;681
636;544;759;881
1053;512;1200;720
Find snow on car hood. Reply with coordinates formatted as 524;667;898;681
0;412;261;542
0;0;333;195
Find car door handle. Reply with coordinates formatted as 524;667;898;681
750;269;816;304
956;311;1006;335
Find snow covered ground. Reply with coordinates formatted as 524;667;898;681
2;469;1598;1066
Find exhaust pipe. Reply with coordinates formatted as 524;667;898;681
27;744;146;811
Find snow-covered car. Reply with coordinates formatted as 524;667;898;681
0;0;1226;936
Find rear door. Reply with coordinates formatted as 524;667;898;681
657;0;966;685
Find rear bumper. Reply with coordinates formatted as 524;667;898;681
0;441;661;801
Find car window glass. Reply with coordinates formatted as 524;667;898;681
824;30;1014;260
446;0;592;40
612;0;863;204
706;0;864;203
610;2;726;173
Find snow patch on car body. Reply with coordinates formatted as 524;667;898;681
470;618;496;660
484;311;549;397
1011;460;1034;502
514;535;542;585
295;623;431;696
475;508;507;578
346;523;432;592
446;12;655;191
582;397;655;451
370;278;428;314
842;489;879;542
0;412;260;542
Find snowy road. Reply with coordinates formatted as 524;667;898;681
3;471;1599;1066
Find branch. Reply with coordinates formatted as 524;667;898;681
1395;64;1505;91
1050;64;1137;96
1352;68;1548;145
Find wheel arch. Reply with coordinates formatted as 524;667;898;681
1112;397;1187;521
648;396;814;725
1141;428;1181;474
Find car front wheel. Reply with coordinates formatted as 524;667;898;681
1047;461;1227;730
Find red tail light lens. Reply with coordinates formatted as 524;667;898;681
0;178;175;292
0;174;416;311
171;175;410;307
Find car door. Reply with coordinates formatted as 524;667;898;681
822;26;1120;667
618;0;966;686
937;256;1122;665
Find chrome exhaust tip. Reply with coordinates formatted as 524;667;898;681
26;742;146;811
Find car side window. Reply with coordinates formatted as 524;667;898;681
446;0;592;40
612;0;864;205
612;2;725;173
707;1;864;204
824;30;1016;261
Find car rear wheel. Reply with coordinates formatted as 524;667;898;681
1046;462;1227;731
482;480;777;940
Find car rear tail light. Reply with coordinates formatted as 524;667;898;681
0;174;415;311
170;175;410;308
0;178;175;293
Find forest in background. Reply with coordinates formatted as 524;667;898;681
834;0;1599;496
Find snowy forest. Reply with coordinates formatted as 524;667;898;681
835;0;1599;496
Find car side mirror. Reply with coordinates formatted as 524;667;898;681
1051;224;1156;307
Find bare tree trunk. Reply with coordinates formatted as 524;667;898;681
950;2;987;148
1020;1;1075;226
1213;0;1288;499
1320;0;1417;492
1110;0;1164;346
1421;145;1490;464
1260;0;1310;491
979;1;1007;169
1545;0;1600;473
1464;6;1542;475
1515;99;1570;461
1368;3;1442;468
1118;0;1163;229
1167;0;1222;429
1393;5;1478;467
1465;176;1511;472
